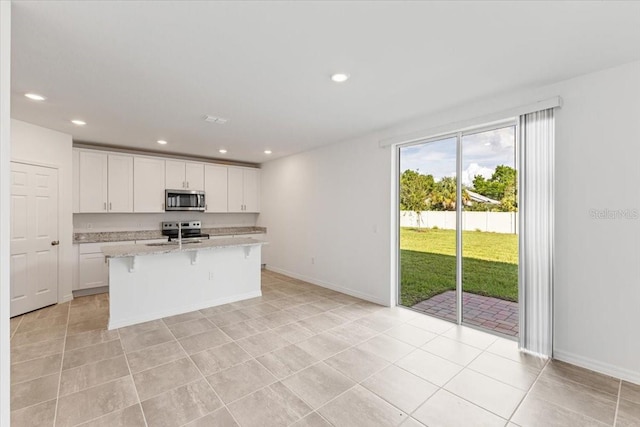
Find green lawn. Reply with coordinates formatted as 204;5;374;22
400;228;518;307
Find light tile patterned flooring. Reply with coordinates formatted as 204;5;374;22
9;270;640;427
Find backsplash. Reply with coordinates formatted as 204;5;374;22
73;212;259;232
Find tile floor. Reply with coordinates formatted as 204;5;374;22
9;270;640;427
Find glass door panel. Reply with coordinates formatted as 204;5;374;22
461;126;519;336
399;136;458;322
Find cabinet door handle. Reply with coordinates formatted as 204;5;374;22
51;240;60;246
104;202;107;211
109;202;112;211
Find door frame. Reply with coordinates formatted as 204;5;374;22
10;160;62;310
393;118;519;332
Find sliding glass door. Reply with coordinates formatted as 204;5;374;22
398;122;519;337
399;136;458;323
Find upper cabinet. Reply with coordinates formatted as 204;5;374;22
78;150;134;213
107;154;134;212
73;148;259;214
78;151;108;212
204;164;228;212
228;167;260;212
134;156;165;212
72;149;80;213
165;160;204;191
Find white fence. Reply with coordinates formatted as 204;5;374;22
400;211;518;234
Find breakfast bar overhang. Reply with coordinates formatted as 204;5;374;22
102;237;266;329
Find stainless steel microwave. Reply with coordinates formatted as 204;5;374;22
165;189;206;211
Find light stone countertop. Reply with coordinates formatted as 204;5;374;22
102;237;267;258
74;226;267;243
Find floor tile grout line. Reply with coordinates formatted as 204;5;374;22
51;302;71;427
541;368;622;401
512;358;620;426
118;328;150;427
506;356;552;424
165;321;245;427
613;379;622;426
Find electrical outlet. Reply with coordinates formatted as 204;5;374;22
87;223;92;229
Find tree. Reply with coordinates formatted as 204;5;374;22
472;165;517;212
400;170;434;225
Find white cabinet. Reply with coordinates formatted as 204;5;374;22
166;160;204;191
204;164;228;212
186;163;205;191
73;150;80;213
78;150;134;213
107;154;134;212
78;241;133;290
72;149;259;214
134;156;166;212
79;150;108;212
78;252;109;290
228;167;260;212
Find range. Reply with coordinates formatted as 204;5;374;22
161;221;210;242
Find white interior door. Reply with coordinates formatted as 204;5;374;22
10;162;59;317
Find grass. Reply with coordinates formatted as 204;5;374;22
400;227;518;307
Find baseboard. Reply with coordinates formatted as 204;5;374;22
265;266;390;307
108;290;262;330
554;349;640;385
60;293;74;303
73;286;109;298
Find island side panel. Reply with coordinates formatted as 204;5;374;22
108;244;262;329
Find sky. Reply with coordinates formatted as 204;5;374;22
400;126;516;187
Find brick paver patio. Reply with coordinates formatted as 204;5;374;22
411;290;519;337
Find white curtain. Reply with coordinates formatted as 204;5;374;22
518;108;555;357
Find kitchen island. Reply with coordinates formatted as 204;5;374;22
102;237;266;329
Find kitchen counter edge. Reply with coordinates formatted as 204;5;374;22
74;226;267;244
102;237;267;258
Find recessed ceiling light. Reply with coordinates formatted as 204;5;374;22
71;119;86;126
25;93;46;101
157;140;168;145
330;73;350;83
219;149;227;154
264;150;272;154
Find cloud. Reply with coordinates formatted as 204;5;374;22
400;126;516;183
461;162;494;186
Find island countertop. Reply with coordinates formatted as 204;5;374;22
102;237;266;258
74;226;267;244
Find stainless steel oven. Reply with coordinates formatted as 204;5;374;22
165;189;206;211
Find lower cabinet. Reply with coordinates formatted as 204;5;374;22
78;252;109;290
77;241;135;291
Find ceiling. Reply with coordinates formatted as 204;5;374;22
10;1;640;164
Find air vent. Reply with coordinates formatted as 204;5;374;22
203;115;228;124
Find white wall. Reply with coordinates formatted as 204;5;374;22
259;60;640;383
551;61;640;383
0;2;11;424
11;119;74;303
74;212;258;232
258;134;392;305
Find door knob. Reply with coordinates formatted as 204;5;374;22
51;241;60;246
